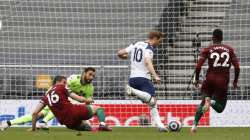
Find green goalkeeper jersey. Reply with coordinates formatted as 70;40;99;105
67;74;94;98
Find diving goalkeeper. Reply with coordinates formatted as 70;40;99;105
0;67;95;131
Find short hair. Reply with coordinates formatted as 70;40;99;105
213;29;223;42
52;76;67;85
84;67;96;73
148;31;164;40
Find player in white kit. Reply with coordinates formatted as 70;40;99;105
117;31;167;132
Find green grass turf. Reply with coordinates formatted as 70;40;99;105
0;127;250;140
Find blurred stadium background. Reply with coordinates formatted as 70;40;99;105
0;0;250;127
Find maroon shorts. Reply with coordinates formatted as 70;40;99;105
201;74;229;100
62;104;92;129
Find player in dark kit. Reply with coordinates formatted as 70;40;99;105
31;76;111;132
191;29;240;133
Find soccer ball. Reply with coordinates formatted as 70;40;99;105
167;120;182;132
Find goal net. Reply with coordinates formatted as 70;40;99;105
0;0;249;127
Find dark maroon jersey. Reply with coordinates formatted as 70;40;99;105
41;84;73;124
195;44;240;99
41;84;90;127
195;44;240;82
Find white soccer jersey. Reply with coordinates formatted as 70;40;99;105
125;41;154;79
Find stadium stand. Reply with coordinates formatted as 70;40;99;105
0;0;249;100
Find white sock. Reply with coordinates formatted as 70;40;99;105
100;122;106;126
150;106;165;128
130;87;151;102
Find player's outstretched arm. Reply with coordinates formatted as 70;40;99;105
194;48;208;87
31;102;45;131
231;57;240;89
117;49;128;59
69;92;93;104
194;57;206;87
145;57;160;84
117;44;134;59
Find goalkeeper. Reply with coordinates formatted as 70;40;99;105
0;67;96;131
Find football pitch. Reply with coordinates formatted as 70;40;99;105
0;127;250;140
